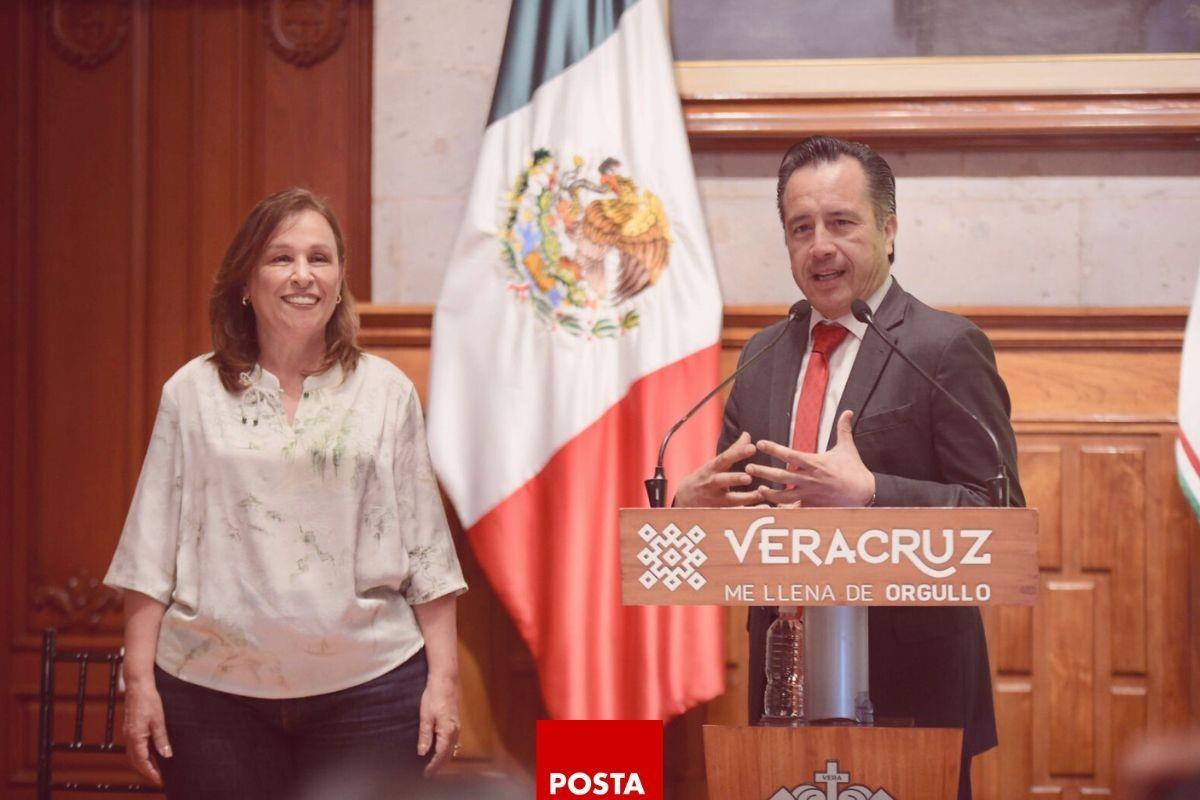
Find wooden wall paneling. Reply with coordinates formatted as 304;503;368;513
1111;678;1149;784
128;0;151;488
1;1;21;792
992;444;1064;678
191;3;253;358
970;676;1033;800
664;705;708;799
976;438;1060;800
26;0;139;639
1148;434;1196;728
256;0;372;302
1192;475;1200;722
710;607;749;727
1039;578;1100;781
449;515;506;769
442;492;545;778
1156;439;1200;725
1023;445;1064;572
1080;446;1148;676
146;1;201;409
996;350;1181;422
680;92;1200;150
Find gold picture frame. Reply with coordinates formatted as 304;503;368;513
663;2;1200;147
675;54;1200;99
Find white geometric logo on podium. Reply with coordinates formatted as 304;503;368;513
636;523;708;592
766;759;894;799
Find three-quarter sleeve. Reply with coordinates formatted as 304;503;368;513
393;386;467;605
103;387;184;605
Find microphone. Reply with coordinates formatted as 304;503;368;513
644;300;810;508
850;299;1011;507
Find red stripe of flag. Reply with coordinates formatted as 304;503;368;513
468;345;726;720
1181;426;1200;476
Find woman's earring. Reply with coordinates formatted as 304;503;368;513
242;296;250;307
336;294;342;304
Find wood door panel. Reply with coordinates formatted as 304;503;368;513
1111;682;1148;773
1079;447;1148;676
994;605;1034;676
1042;579;1098;778
28;11;140;635
1018;446;1063;570
987;679;1034;800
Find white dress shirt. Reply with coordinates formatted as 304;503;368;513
790;275;893;453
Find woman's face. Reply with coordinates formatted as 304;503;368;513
246;210;343;346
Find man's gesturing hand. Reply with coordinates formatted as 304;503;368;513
746;411;876;507
673;432;762;508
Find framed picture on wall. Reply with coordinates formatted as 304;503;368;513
666;0;1200;146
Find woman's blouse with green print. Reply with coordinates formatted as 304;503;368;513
105;352;467;698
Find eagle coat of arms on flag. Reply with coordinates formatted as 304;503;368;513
501;149;671;338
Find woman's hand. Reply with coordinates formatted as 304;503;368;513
120;590;171;784
417;671;460;776
412;593;462;775
123;676;171;783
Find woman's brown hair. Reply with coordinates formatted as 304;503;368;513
209;188;361;392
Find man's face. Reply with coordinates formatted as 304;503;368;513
780;156;897;319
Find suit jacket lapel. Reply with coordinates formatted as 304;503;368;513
828;279;909;449
766;306;811;458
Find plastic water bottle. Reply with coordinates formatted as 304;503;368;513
762;606;805;722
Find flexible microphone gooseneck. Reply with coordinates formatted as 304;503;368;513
644;301;810;508
850;299;1010;507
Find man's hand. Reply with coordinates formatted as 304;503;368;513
122;676;171;784
745;411;875;507
673;432;762;507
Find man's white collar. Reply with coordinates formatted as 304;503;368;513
807;274;894;342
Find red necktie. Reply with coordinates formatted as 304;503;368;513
791;322;850;453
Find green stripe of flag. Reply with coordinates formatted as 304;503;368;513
488;0;638;125
1178;465;1200;519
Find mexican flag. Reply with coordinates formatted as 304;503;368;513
1179;271;1200;518
427;0;725;719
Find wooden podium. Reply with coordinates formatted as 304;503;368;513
704;725;961;799
619;506;1038;800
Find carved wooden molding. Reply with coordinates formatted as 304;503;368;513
47;0;131;70
30;567;123;633
263;0;349;68
682;94;1200;150
724;306;1189;351
358;305;1188;352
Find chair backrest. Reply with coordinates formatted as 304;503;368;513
36;628;161;797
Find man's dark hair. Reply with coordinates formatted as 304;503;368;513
776;136;897;264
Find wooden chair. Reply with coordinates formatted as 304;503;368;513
36;628;161;797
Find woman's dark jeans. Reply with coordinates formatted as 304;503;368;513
154;649;430;800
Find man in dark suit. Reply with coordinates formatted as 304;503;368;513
674;136;1023;800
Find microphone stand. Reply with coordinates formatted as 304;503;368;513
850;300;1011;507
644;302;808;508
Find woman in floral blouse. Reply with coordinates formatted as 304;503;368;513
105;188;467;799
